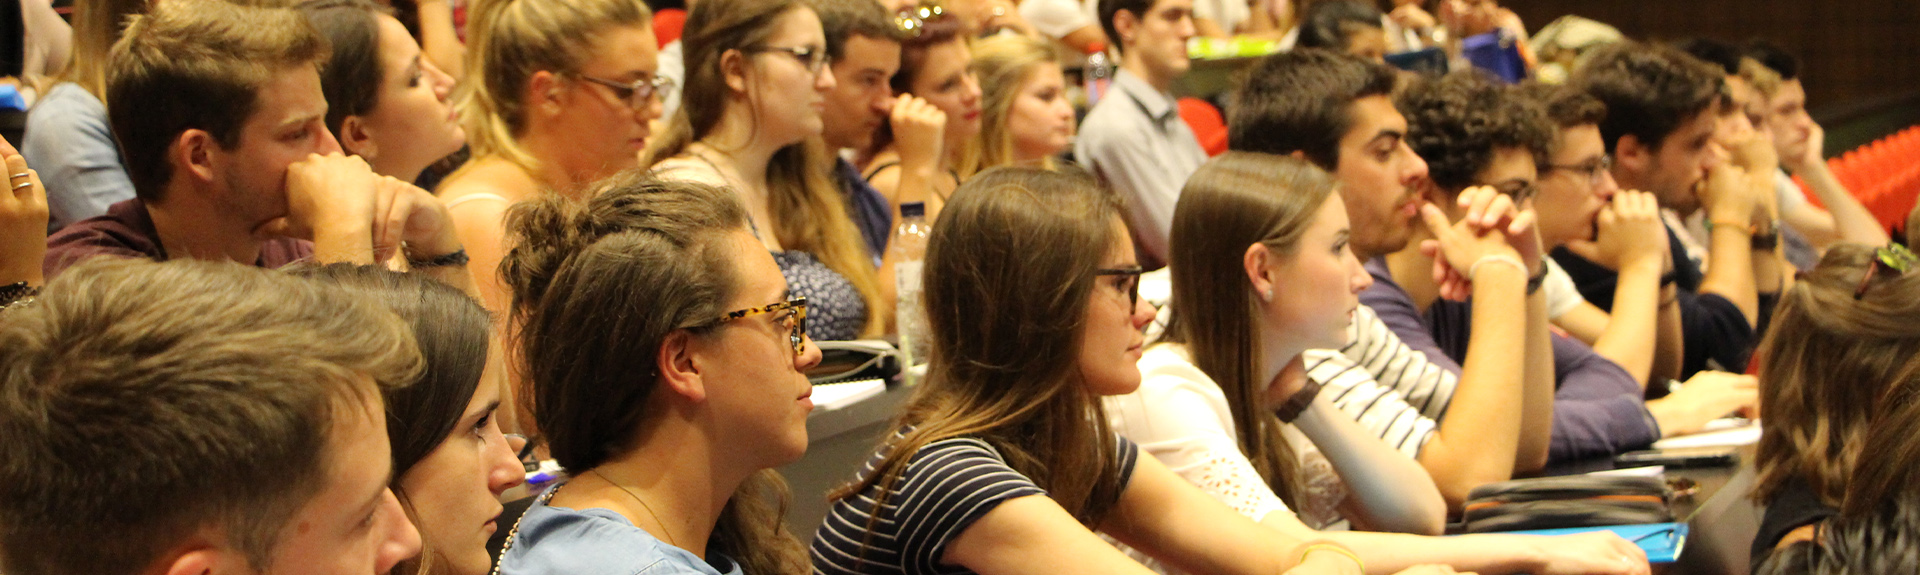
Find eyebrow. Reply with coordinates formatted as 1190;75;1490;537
1368;130;1404;146
274;112;325;133
467;399;503;421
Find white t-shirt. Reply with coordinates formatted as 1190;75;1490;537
1544;258;1586;319
1106;345;1348;530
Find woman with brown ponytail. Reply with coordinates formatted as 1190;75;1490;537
495;172;819;575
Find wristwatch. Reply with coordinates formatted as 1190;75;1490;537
1275;378;1325;423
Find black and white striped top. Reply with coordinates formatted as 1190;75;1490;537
810;435;1140;575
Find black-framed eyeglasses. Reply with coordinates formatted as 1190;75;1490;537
894;2;948;38
1854;243;1918;300
1546;155;1614;187
1095;267;1146;310
576;74;677;110
709;296;811;355
745;45;832;75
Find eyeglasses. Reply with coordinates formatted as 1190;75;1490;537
746;45;832;75
1546;155;1614;187
576;74;677;110
709;296;811;355
894;2;948;38
1491;180;1539;205
1095;267;1146;310
1854;243;1918;300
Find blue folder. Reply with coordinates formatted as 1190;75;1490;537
1487;522;1687;563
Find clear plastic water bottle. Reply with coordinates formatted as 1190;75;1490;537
891;202;932;381
1083;42;1112;107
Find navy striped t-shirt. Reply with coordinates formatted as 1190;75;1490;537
810;435;1140;575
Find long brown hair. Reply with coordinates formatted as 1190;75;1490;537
458;0;652;172
865;11;980;177
1752;243;1920;507
829;167;1129;530
972;33;1060;171
1159;152;1336;509
501;170;809;575
644;0;885;337
56;0;149;98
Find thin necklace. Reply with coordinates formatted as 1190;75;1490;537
587;468;680;548
686;144;771;244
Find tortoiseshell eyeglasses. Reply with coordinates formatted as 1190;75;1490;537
709;296;810;355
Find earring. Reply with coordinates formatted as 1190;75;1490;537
1262;289;1273;302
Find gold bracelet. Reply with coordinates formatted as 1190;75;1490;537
1707;219;1755;235
1296;543;1365;573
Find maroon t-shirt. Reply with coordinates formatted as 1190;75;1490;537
43;199;314;279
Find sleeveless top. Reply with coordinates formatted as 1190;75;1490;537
654;158;869;341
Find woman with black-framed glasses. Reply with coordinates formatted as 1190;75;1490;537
497;171;821;575
811;167;1434;575
646;0;886;343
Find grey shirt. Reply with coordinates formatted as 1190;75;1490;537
1073;69;1207;264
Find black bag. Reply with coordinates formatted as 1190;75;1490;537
1462;475;1674;533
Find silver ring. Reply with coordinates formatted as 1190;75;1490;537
7;172;27;180
12;181;32;190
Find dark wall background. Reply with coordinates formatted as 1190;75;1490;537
1507;0;1920;120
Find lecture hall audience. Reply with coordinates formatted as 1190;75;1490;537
0;0;1916;574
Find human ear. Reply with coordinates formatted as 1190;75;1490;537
657;330;707;403
174;129;218;187
721;49;750;95
160;541;244;575
1614;134;1650;179
339;116;377;161
1112;9;1140;46
1242;242;1275;302
527;70;565;117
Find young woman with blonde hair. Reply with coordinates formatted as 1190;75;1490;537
648;0;884;340
496;172;818;575
1110;152;1651;574
437;0;664;315
971;33;1076;171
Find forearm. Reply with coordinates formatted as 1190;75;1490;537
1592;260;1662;386
1315;531;1547;575
414;0;467;81
1652;285;1683;382
1419;266;1527;506
1797;162;1889;245
311;225;376;265
1515;286;1553;473
1699;222;1759;326
1293;399;1445;535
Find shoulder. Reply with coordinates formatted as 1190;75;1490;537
45;204;159;274
25;84;111;142
503;496;685;575
651;158;731;189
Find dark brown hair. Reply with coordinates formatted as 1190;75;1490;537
297;0;396;148
294;263;491;575
1397;71;1552;193
1228;48;1398;169
1161;152;1339;509
502;170;808;575
1570;41;1725;153
0;259;421;575
1751;244;1920;507
810;0;904;61
864;11;976;175
831;167;1130;532
106;0;331;201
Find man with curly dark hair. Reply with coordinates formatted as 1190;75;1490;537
1384;71;1665;463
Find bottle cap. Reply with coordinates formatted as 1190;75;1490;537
901;202;926;219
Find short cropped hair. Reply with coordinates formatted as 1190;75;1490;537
1398;71;1552;192
0;259;421;575
809;0;903;61
1515;82;1608;130
106;0;330;201
1745;39;1801;81
1672;37;1742;75
1228;48;1398;169
1296;0;1384;52
1570;41;1724;153
1098;0;1154;56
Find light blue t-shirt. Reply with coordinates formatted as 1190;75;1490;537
21;82;136;232
500;482;746;575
